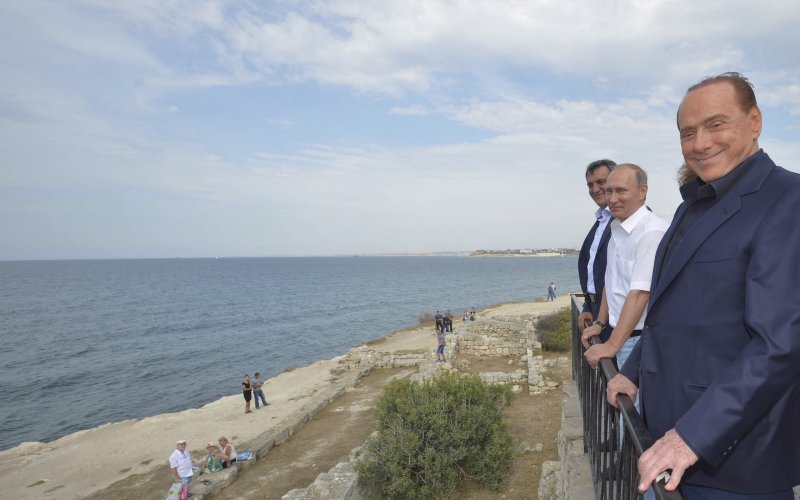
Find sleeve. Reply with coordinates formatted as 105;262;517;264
629;228;666;292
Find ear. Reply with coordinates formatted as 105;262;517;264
640;183;648;200
750;105;762;139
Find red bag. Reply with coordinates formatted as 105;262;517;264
180;483;188;500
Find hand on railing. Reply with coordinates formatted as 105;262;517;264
606;373;638;409
638;429;698;495
577;311;594;333
580;322;603;349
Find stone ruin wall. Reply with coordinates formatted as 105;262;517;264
456;315;540;357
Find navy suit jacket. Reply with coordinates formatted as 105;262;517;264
621;151;800;493
578;215;612;317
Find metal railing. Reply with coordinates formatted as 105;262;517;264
570;294;682;500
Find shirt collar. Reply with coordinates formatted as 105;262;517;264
613;204;649;234
680;149;763;204
594;206;611;221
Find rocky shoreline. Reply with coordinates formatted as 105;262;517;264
0;296;570;499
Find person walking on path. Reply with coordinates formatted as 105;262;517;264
251;372;269;409
436;329;446;362
241;375;252;414
546;282;557;301
169;439;193;485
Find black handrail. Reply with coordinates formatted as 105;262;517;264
570;294;682;500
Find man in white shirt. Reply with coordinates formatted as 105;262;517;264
582;164;668;369
169;439;193;485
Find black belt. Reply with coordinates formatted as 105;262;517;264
585;293;598;303
630;330;642;338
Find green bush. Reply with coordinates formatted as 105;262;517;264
537;307;572;352
355;372;514;499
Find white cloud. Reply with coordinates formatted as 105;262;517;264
389;104;429;116
1;0;800;259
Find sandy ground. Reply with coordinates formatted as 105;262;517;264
0;295;571;500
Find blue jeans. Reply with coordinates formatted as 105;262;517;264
180;475;192;484
254;389;268;408
680;484;793;499
616;335;640;370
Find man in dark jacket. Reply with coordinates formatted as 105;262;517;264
608;72;800;498
577;159;616;341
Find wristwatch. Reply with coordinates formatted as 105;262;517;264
592;320;606;328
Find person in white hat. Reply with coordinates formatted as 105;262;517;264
168;439;193;485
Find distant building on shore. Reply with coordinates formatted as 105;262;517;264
469;248;578;257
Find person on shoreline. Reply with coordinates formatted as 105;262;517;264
443;310;452;332
242;375;252;414
436;328;446;362
608;72;800;497
546;281;557;301
217;437;237;468
434;310;443;332
251;372;269;409
169;439;193;485
578;159;616;337
463;310;468;322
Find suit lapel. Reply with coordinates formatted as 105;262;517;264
649;152;775;308
649;203;686;300
649;195;742;306
599;220;612;248
579;220;600;292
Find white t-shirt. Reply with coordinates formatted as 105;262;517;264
605;204;668;330
223;443;237;461
169;448;193;478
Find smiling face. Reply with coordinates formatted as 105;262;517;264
586;165;611;208
677;81;761;182
605;166;647;221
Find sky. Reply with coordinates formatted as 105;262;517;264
1;0;800;260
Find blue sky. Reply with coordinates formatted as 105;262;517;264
2;0;800;260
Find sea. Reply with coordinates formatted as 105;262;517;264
0;256;578;452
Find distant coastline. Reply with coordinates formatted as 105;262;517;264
342;248;579;258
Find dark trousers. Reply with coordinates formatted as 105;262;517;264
680;484;793;500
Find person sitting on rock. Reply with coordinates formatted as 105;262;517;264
217;437;237;468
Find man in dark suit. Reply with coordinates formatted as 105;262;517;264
578;159;616;340
608;73;800;498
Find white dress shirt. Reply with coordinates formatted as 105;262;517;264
605;205;668;330
169;448;193;478
587;207;612;294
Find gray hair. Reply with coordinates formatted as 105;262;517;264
585;159;617;179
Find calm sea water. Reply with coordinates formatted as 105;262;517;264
0;256;578;451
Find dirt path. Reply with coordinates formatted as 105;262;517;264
214;352;570;499
216;368;415;499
